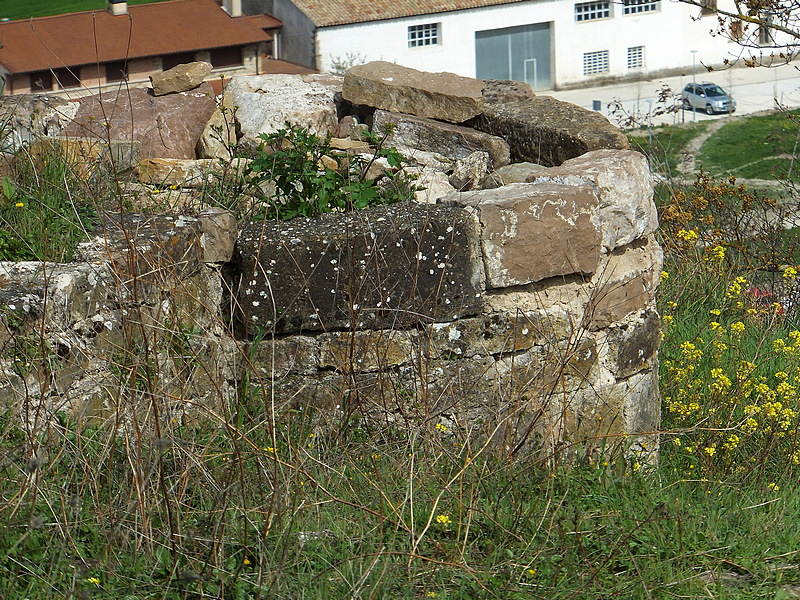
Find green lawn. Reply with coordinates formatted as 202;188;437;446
1;0;169;21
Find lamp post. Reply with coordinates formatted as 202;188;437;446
691;50;698;122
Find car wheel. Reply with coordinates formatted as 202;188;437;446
705;104;715;115
683;98;692;110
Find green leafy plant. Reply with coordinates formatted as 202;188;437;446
246;122;414;221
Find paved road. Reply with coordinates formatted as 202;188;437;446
547;61;800;127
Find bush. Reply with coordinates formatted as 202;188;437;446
246;122;416;221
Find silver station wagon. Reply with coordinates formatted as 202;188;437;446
681;82;736;115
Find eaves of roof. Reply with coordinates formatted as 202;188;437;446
290;0;529;28
0;0;272;75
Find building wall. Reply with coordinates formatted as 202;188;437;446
314;0;765;89
243;0;316;67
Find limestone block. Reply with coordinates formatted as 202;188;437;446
138;158;218;187
0;95;80;152
481;163;546;189
62;84;217;160
344;61;485;124
235;202;484;336
198;208;237;263
588;237;663;329
425;311;572;359
449;151;490;191
319;329;415;372
604;309;660;379
404;167;454;204
450;183;601;289
224;74;339;147
197;106;237;160
372;110;510;170
150;61;212;96
528;149;658;252
471;95;629;166
249;335;319;378
481;79;536;104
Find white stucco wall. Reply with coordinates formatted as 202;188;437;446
315;0;776;89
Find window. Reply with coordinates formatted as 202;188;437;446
623;0;659;14
30;70;53;91
162;52;196;71
105;60;127;82
575;1;610;21
54;67;80;89
700;0;716;15
627;46;645;69
210;47;243;68
583;50;609;75
408;23;440;47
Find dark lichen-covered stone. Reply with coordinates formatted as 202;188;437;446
470;95;629;167
235;202;484;336
607;309;660;379
90;212;205;284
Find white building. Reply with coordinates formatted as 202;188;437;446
243;0;782;90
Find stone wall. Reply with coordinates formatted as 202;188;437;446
0;62;661;462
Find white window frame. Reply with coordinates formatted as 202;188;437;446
627;46;645;69
583;50;610;75
575;1;611;22
623;0;659;14
408;23;440;47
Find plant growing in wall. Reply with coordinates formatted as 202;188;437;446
246;122;415;221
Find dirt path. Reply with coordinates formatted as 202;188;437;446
677;118;729;176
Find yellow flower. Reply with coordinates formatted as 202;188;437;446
662;315;674;326
660;271;670;282
784;266;798;280
526;568;537;576
707;245;726;262
435;514;452;526
703;445;717;457
14;202;23;208
710;308;721;316
87;577;101;586
435;423;448;433
243;557;251;565
730;321;745;336
767;482;780;492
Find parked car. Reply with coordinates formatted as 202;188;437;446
681;82;736;115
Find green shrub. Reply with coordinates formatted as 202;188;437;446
246;122;416;221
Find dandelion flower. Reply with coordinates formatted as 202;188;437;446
435;514;452;526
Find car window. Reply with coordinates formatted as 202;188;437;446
703;85;726;97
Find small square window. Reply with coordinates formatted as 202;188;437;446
627;46;645;69
623;0;659;14
408;23;440;47
583;50;610;75
575;1;610;21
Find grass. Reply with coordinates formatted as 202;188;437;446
5;110;800;598
1;0;170;21
628;121;709;177
698;110;800;179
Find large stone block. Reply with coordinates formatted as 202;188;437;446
224;74;339;147
0;95;80;152
150;61;211;96
450;183;601;288
528;150;658;252
235;202;484;336
344;61;485;124
61;84;217;160
373;110;510;170
471;95;629;166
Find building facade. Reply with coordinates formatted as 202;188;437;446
245;0;787;90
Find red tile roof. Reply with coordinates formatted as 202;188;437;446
0;0;272;74
290;0;528;27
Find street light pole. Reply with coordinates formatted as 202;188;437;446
691;49;698;122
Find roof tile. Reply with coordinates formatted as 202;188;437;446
0;0;271;74
291;0;528;27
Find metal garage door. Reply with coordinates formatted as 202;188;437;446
475;22;552;90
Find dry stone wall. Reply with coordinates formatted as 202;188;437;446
0;62;661;462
